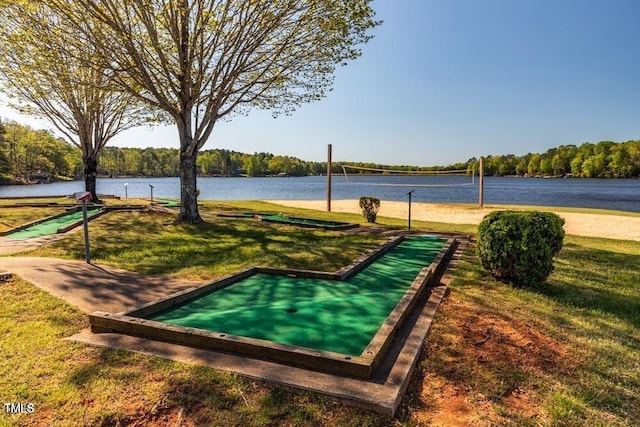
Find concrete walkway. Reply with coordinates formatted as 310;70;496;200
0;234;71;255
0;257;202;313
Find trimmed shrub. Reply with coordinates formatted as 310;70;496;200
477;210;565;287
359;196;380;223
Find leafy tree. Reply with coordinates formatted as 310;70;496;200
1;121;79;181
244;153;268;177
527;154;541;176
540;157;553;175
581;154;606;178
570;154;584;176
609;146;633;178
0;1;150;201
44;0;379;222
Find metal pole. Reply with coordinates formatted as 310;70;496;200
149;184;154;205
479;157;485;207
124;183;128;199
326;144;332;212
407;189;415;231
82;200;90;264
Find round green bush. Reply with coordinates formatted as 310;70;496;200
477;210;565;287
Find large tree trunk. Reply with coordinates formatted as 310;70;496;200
84;155;100;202
175;108;203;223
177;147;202;223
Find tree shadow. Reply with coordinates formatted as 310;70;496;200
86;211;382;277
535;242;640;328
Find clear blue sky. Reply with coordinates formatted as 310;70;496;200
2;0;640;166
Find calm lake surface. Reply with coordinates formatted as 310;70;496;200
1;175;639;213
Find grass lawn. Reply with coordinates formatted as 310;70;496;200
1;200;638;425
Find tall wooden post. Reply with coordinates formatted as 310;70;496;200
479;157;485;208
407;189;415;230
327;144;332;212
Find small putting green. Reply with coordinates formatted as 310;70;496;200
257;214;359;230
7;208;102;240
156;199;180;207
149;236;446;356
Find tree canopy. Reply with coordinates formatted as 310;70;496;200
42;0;379;222
0;0;150;200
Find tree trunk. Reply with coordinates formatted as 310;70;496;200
175;108;202;223
177;148;202;223
84;155;100;202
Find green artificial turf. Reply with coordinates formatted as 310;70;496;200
7;208;102;240
149;236;446;355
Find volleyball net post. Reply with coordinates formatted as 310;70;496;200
407;189;415;231
327;144;332;212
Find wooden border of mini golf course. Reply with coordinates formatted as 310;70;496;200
256;214;360;230
89;235;456;379
212;211;360;230
0;205;146;236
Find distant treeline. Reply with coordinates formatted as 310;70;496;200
0;120;82;183
475;140;640;178
99;146;327;177
2;120;640;182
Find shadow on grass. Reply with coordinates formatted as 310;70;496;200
50;210;384;278
66;347;387;426
536;242;640;328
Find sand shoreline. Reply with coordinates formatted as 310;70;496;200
266;199;640;241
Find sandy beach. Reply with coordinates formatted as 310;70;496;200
267;199;640;241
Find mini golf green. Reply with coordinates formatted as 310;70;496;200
149;236;445;356
257;214;359;230
7;208;102;240
156;199;179;207
90;234;455;377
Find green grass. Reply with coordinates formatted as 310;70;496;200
419;235;640;426
0;197;73;206
26;203;388;280
1;199;638;425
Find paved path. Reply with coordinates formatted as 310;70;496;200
0;234;73;255
0;257;203;313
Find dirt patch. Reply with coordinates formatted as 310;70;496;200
400;294;576;426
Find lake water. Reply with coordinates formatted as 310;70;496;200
1;175;639;213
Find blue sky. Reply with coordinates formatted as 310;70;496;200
2;0;640;166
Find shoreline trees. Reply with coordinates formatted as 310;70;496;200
0;121;81;183
2;120;639;181
472;140;640;178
